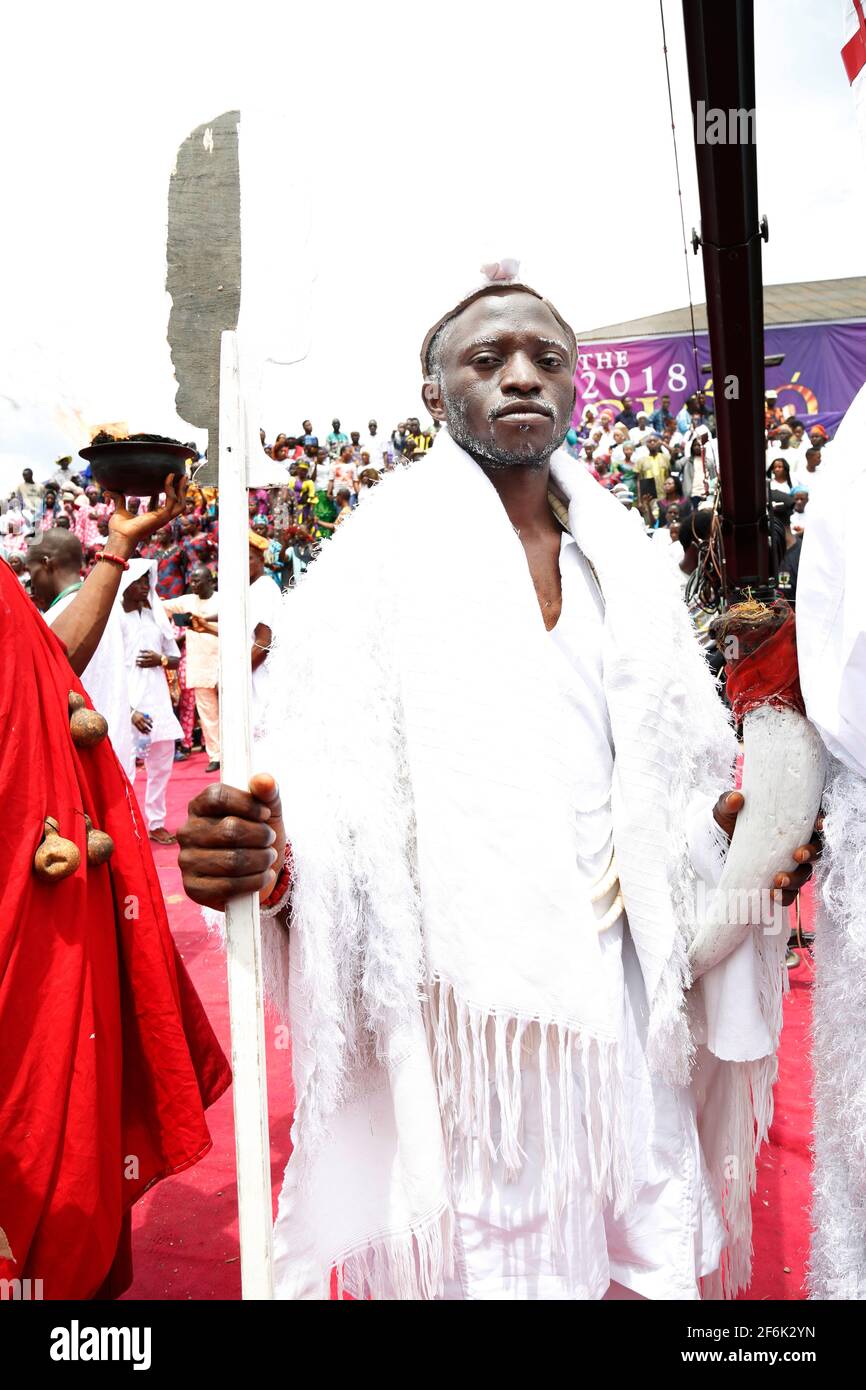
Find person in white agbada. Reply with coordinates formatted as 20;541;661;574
163;565;222;772
119;559;182;844
797;378;866;1299
29;528;134;776
179;263;816;1301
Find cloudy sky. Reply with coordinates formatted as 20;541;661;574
1;0;862;482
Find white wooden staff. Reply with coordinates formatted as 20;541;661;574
216;330;275;1299
168;107;312;1298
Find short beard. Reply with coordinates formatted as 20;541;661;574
441;386;570;471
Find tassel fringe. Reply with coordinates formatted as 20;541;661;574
336;1206;455;1301
423;978;633;1236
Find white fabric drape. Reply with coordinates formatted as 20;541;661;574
798;370;866;1297
245;429;783;1299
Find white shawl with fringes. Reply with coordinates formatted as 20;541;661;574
808;758;866;1299
252;430;780;1299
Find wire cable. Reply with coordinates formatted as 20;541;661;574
660;0;701;386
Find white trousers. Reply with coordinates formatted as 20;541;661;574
438;920;724;1301
142;738;175;831
194;686;220;761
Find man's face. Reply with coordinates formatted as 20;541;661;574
190;566;211;596
350;432;360;445
661;395;670;409
332;419;340;431
303;420;312;434
621;396;632;411
368;420;377;435
122;574;150;610
23;469;33;483
793;493;808;512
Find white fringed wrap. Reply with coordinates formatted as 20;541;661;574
808;757;866;1299
229;429;784;1299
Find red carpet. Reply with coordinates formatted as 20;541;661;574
123;757;815;1300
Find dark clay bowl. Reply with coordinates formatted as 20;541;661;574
78;440;193;497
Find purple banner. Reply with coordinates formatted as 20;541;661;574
574;321;866;436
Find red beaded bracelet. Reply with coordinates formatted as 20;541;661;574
96;551;130;572
260;841;294;918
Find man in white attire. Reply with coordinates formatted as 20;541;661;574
120;559;183;844
178;264;816;1301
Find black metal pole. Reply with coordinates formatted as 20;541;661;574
681;0;769;592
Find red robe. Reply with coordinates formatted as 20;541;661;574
0;560;231;1298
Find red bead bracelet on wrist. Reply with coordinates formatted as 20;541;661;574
96;551;130;572
260;841;294;918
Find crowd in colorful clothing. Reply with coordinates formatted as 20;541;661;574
1;415;442;775
1;398;835;777
564;388;835;606
248;414;440;584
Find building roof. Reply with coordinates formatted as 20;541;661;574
578;276;866;342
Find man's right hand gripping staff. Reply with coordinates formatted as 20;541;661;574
178;774;287;910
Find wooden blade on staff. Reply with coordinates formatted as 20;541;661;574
166;110;274;1299
167;110;241;487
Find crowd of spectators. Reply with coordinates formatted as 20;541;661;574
0;415;441;785
0;394;835;783
568;387;832;606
